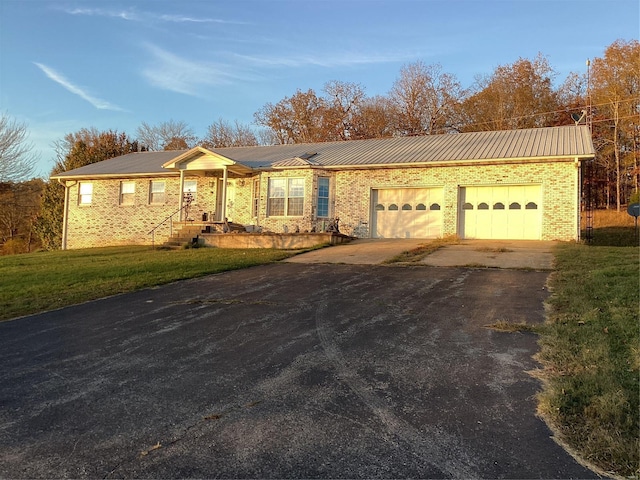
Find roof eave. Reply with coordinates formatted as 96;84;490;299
51;171;180;181
319;154;595;170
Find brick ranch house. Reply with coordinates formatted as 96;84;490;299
51;125;594;249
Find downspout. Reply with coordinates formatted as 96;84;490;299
575;157;581;242
57;179;75;250
179;169;185;221
221;166;228;222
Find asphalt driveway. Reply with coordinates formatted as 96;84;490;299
0;262;597;478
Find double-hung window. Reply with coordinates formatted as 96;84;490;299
79;182;93;205
150;181;166;204
317;177;330;217
183;180;197;204
120;181;135;205
268;178;304;216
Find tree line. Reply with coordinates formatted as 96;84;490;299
0;38;637;253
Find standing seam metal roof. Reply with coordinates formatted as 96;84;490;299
52;126;594;178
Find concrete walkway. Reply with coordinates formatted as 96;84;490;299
285;238;556;269
284;238;427;265
422;240;557;270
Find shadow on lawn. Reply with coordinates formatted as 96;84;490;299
585;227;639;247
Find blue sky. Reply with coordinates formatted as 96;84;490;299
1;0;638;177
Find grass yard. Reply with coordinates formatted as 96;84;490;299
534;211;639;478
0;246;296;321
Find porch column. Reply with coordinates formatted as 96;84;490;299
179;169;185;221
221;166;228;221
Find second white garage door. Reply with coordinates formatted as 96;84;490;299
372;188;443;238
459;185;541;239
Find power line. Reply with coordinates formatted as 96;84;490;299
460;96;640;130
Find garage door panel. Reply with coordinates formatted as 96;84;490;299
372;188;443;239
460;185;541;240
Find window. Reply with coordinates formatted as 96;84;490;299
416;203;426;210
268;178;304;216
375;204;385;211
183;180;197;203
79;182;93;205
120;181;135;205
493;202;505;210
402;203;412;210
478;202;489;210
509;202;521;210
525;202;538;210
150;181;165;204
388;204;399;211
462;202;474;210
317;177;330;217
430;203;441;210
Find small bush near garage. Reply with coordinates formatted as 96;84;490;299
535;238;639;478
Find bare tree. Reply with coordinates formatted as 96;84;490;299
390;61;464;136
0;113;38;182
202;119;259;148
136;120;197;151
322;80;366;140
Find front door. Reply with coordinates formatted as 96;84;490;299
215;179;236;222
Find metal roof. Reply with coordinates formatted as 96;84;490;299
52;150;188;178
52;125;594;179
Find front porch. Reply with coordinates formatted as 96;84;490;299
163;222;354;249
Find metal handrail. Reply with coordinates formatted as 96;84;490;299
148;204;190;249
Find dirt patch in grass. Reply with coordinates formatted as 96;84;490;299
484;320;539;333
475;247;513;253
383;236;460;263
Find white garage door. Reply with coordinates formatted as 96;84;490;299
372;188;443;239
459;185;541;239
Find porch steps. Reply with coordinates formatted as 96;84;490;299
162;223;214;248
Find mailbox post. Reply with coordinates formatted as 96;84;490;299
627;203;640;238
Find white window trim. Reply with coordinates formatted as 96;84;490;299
316;177;330;218
149;180;166;205
183;179;198;204
120;181;135;205
78;182;93;205
268;177;304;217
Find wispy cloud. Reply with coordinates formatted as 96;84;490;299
233;51;415;69
62;6;247;25
64;7;138;21
33;63;125;111
141;44;257;96
140;43;413;96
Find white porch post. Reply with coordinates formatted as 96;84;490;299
221;166;228;221
179;169;185;221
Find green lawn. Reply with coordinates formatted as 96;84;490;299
0;246;296;321
536;240;639;478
